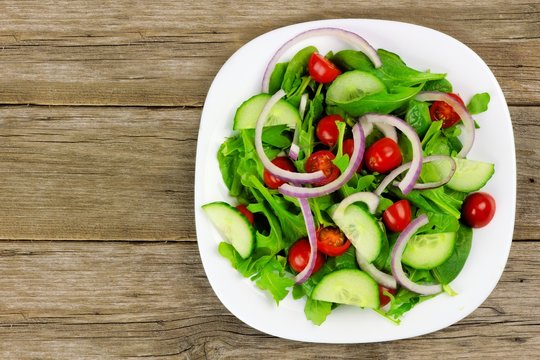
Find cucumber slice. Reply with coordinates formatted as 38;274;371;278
202;201;255;259
312;269;379;309
326;70;385;104
233;93;301;130
426;157;494;192
402;232;456;270
331;204;383;263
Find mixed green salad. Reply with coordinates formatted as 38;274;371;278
202;28;495;325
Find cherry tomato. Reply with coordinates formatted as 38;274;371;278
379;285;397;307
429;93;465;128
343;138;362;172
305;150;340;186
288;238;325;274
308;52;342;84
462;192;496;228
235;204;254;225
263;156;296;189
317;226;351;256
382;200;412;232
365;137;402;173
316;114;344;147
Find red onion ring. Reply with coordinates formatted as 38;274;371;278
356;251;397;289
390;214;443;295
262;27;382;93
415;91;475;158
360;117;398;143
374;155;457;196
360;114;423;195
289;93;308;160
255;90;325;184
278;122;365;198
294;197;319;284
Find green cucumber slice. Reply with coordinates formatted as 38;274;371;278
312;269;379;308
331;204;383;263
425;157;494;192
202;201;255;259
402;232;456;270
232;93;301;130
326;70;385;104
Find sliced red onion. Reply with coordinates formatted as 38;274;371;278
289;93;308;160
262;27;382;93
374;155;457;195
390;214;442;295
415;91;475;158
360;117;398;142
278;122;365;198
333;191;380;217
356;251;397;289
255;90;325;184
295;197;319;284
360;114;422;194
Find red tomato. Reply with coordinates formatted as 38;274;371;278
379;285;397;307
235;204;254;225
308;53;342;84
343;138;362;172
317;226;351;257
263;156;296;189
365;137;402;173
305;150;340;186
462;192;496;228
382;200;412;232
288;238;325;274
316;114;344;147
429;93;465;128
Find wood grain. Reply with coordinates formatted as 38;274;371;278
0;105;537;241
0;241;538;359
0;1;538;106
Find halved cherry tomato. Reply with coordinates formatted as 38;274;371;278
235;204;254;225
382;199;412;232
308;53;342;84
429;93;465;128
305;150;340;186
379;285;397;307
317;226;351;257
343;138;362;172
462;192;496;228
365;137;402;173
263;156;296;189
316;114;344;147
288;238;325;274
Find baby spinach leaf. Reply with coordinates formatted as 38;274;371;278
282;46;317;95
433;224;473;284
405;100;431;137
269;62;288;94
467;92;490;115
422;78;453;93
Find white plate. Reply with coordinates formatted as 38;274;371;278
194;19;516;343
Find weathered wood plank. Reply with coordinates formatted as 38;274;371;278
0;1;538;106
0;241;537;359
0;105;537;241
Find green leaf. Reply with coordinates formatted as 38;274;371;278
269;62;288;94
467;92;490;115
434;224;473;284
253;258;295;304
282;46;317;95
422;78;453;93
304;297;333;325
260;125;292;149
405;100;431;137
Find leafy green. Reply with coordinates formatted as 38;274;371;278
269;62;288;94
467;92;490;115
304;297;333;325
282;46;317;95
253;257;295;303
384;287;434;323
422;78;453;93
405;100;431;137
390;186;463;219
434;224;473;284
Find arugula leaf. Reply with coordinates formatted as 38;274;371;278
269;62;288;94
405;100;431;137
248;202;284;254
384;288;435;323
304;297;332;325
433;224;473;284
390;186;462;219
218;242;272;278
253;257;295;304
339;174;376;198
467;92;490;115
282;46;317;95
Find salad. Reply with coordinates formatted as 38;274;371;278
202;27;495;325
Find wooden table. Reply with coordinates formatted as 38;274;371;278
0;1;538;358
